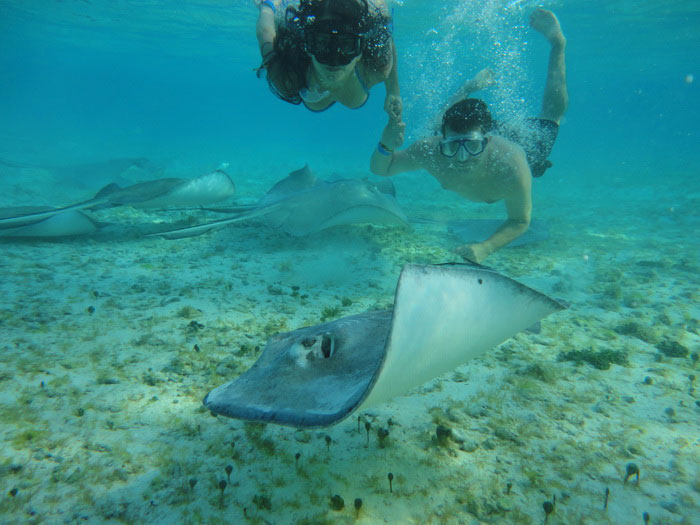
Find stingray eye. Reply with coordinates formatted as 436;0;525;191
301;337;317;348
320;333;335;358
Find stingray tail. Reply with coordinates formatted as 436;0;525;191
147;203;281;240
200;204;258;214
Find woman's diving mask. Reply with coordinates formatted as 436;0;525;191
304;22;363;67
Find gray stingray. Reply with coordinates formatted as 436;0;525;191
149;165;408;239
0;207;100;237
91;169;235;209
449;218;550;247
0;170;235;233
203;262;566;428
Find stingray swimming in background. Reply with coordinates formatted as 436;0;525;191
0;170;235;237
0;156;163;189
204;262;566;428
148;165;408;239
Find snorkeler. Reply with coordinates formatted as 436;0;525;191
370;8;568;263
255;0;402;124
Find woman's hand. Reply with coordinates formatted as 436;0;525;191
384;94;403;122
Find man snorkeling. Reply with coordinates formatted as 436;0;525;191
255;0;402;124
370;9;568;263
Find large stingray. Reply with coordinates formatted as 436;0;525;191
148;165;408;239
203;262;566;428
0;170;235;235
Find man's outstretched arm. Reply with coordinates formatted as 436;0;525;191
455;152;532;263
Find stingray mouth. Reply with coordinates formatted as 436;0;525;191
289;332;336;367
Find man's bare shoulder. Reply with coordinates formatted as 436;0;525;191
405;136;436;160
487;135;529;173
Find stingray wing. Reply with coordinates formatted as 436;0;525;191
0;198;109;229
259;164;319;206
359;263;565;408
130;171;235;208
314;202;408;233
267;179;408;236
0;209;99;237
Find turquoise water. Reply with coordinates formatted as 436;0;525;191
1;1;698;524
3;2;697;176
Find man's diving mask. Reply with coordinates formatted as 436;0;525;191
304;24;363;67
439;131;488;161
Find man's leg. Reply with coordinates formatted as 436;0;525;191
460;68;495;98
530;9;568;124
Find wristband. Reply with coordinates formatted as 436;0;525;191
377;142;393;156
261;0;276;13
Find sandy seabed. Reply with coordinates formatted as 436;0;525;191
0;160;698;525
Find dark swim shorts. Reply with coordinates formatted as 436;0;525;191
492;118;559;177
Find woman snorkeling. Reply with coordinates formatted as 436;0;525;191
255;0;402;124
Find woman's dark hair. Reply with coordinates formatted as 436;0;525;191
299;0;370;31
260;22;311;104
441;99;493;136
260;0;392;104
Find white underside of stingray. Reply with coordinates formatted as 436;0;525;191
128;171;236;208
0;207;100;237
203;263;566;428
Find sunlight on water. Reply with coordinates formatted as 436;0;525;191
399;0;534;138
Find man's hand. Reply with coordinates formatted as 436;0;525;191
454;242;490;264
384;94;403;122
381;119;406;150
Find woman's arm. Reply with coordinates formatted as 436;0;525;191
383;40;402;122
256;0;278;58
365;0;402;122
